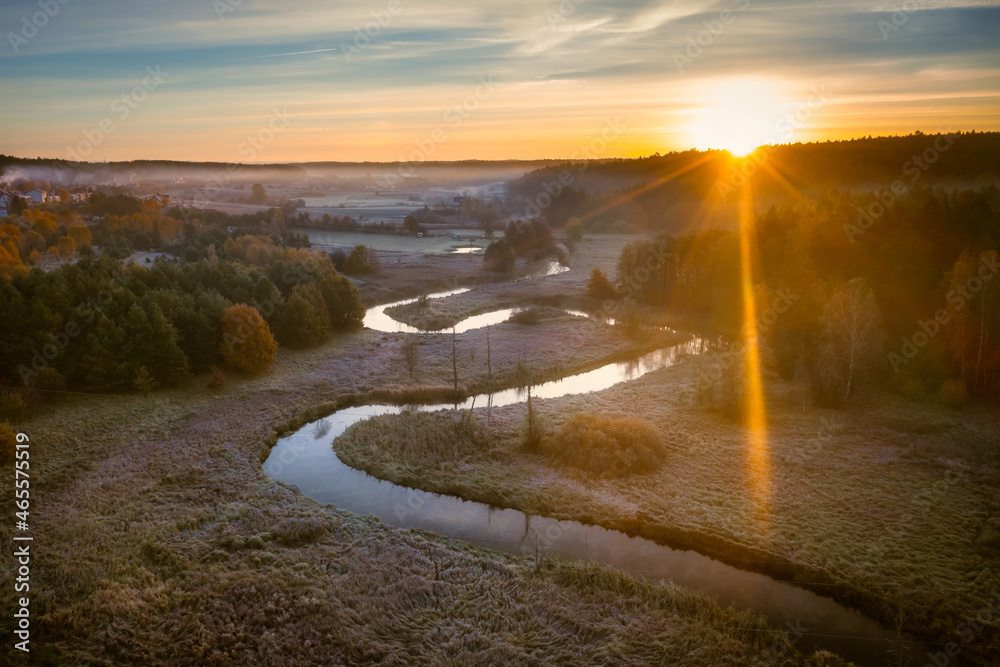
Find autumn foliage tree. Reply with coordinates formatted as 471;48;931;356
220;304;278;373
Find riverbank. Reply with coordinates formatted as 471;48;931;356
0;264;824;665
333;351;1000;665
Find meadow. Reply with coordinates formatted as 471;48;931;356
334;350;1000;664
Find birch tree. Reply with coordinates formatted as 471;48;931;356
820;278;885;399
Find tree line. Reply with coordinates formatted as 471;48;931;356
0;242;365;404
610;186;1000;403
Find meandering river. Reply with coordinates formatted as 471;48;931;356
264;283;930;666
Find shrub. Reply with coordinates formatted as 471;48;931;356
508;308;542;325
545;413;666;477
483;239;515;272
566;217;584;241
343;245;380;275
273;516;334;546
208;365;226;390
34;367;66;394
0;422;16;465
0;390;28;422
937;379;969;407
587;268;618;301
329;249;347;271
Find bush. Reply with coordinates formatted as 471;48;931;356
566;217;583;241
544;413;666;477
937;379;969;407
0;390;28;422
508;308;542;325
343;245;380;275
587;268;618;301
0;422;16;464
34;366;67;393
483;239;515;272
273;516;334;546
208;365;226;390
329;249;347;271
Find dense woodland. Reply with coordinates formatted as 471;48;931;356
0;197;365;409
610;186;1000;403
509;132;1000;232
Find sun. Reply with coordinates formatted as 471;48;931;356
686;78;790;157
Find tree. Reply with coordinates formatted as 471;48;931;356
123;301;190;384
132;366;156;396
67;224;92;247
344;245;380;275
250;184;268;204
80;315;131;389
451;328;459;391
10;196;26;217
277;284;331;348
220;304;278;374
403;214;422;235
819;278;885;399
483;239;515;272
515;361;543;450
587;268;618;301
59;188;70;203
57;236;76;259
402;339;419;381
319;274;365;328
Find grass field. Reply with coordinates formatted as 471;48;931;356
0;238;835;665
334;353;1000;665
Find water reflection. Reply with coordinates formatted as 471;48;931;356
263;338;923;666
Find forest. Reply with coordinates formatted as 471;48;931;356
509;132;1000;231
609;185;1000;403
0;197;365;413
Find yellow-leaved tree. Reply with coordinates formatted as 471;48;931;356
220;304;278;374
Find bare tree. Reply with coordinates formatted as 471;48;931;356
451;328;459;392
402;339;419;381
515;360;542;450
821;278;885;398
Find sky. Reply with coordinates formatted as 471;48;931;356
0;0;998;163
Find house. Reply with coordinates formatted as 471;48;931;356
26;189;47;203
0;190;12;215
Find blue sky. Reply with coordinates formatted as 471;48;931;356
0;0;997;161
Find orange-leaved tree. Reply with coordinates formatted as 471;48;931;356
220;304;278;374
